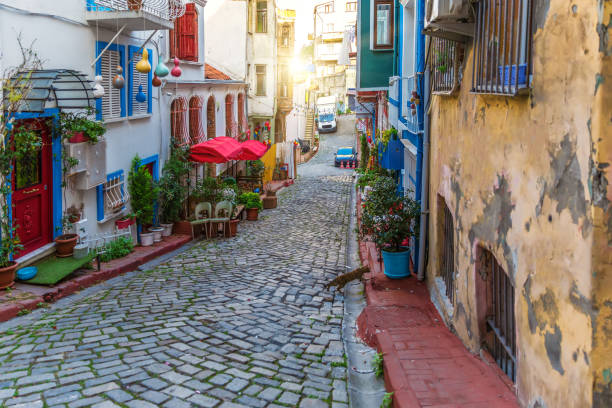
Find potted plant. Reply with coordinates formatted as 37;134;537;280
128;155;159;246
359;176;420;279
57;110;105;144
55;216;78;257
239;192;263;221
66;204;83;224
262;183;277;209
116;213;136;230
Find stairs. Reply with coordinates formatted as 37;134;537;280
305;109;315;146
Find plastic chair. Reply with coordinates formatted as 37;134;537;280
209;200;233;237
191;202;212;239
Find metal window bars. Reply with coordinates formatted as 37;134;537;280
86;0;186;21
104;175;129;215
442;202;455;304
471;0;532;95
430;37;463;95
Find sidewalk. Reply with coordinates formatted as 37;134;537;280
356;197;519;408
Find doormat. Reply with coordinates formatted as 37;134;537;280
22;254;95;285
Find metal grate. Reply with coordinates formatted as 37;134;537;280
442;202;455;303
483;250;516;382
471;0;533;95
103;174;128;216
430;37;462;95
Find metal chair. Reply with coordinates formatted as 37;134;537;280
190;202;212;239
209;200;232;238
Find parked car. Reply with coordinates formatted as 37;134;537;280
334;146;357;167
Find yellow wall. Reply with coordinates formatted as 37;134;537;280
426;0;611;406
261;144;277;183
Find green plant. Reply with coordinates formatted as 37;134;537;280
158;144;190;223
248;160;265;177
17;309;30;316
381;392;393;408
360;176;420;252
128;155;159;226
99;236;134;262
56;108;106;144
373;352;384;377
359;133;370;170
193;177;222;204
379;127;398;151
239;192;262;210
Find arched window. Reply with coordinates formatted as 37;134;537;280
189;96;205;144
225;94;236;138
237;93;245;132
171;97;189;145
206;96;216;138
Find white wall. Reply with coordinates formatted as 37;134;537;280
204;0;247;80
247;0;276;118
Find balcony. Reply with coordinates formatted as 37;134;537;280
85;0;185;31
389;75;421;134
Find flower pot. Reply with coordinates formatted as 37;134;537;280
381;248;411;279
127;0;143;11
174;220;192;236
246;208;259;221
55;234;78;258
149;227;164;242
115;217;135;229
73;243;89;260
140;232;154;246
161;223;173;237
68;131;87;143
266;190;277;197
229;219;239;237
0;262;18;289
262;196;277;209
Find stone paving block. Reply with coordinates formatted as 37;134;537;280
300;398;329;408
105;388;134;403
163;398;192;408
91;401;121;408
161;384;193;399
187;393;220;407
141;378;169;390
141;389;170;404
258;386;282;401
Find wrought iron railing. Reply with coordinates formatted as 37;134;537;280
396;74;421;134
86;0;186;21
430;37;463;95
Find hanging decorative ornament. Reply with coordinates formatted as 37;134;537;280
155;54;170;77
135;84;147;103
135;49;151;73
264;121;270;130
112;66;125;89
152;74;162;87
93;75;105;98
171;57;182;77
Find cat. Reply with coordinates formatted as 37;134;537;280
325;266;370;291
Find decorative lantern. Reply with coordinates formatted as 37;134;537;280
93;75;105;98
112;66;125;89
135;49;151;73
155;54;169;77
152;74;162;87
135;84;146;102
171;57;182;77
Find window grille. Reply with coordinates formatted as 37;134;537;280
189;96;205;144
130;51;149;115
442;201;455;304
430;37;463;95
103;174;128;217
101;49;122;120
256;1;267;33
480;249;516;382
471;0;533;95
171;97;190;145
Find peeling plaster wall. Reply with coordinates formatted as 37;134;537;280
425;0;610;406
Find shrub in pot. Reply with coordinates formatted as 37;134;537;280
128;155;159;245
239;192;263;221
158;144;191;234
262;184;277;209
57;110;105;145
359;176;420;279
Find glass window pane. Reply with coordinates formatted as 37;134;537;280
15;131;42;190
376;4;391;45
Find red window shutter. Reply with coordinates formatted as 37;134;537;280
179;3;198;62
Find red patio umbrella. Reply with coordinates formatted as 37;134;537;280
229;140;268;161
190;136;242;163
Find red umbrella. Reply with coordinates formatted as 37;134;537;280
229;140;268;161
190;136;242;163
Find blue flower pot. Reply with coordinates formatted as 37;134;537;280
381;248;411;279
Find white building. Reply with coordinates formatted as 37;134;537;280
0;0;245;264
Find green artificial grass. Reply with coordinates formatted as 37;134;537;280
22;254;95;285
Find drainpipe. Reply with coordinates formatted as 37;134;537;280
417;67;430;281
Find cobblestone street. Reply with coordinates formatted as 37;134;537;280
0;119;357;408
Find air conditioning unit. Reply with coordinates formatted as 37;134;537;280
425;0;474;38
75;140;106;190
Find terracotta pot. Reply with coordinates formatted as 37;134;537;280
266;190;277;197
115;217;135;229
228;219;239;237
55;234;78;258
262;196;277;209
127;0;143;11
0;262;17;289
246;208;259;221
68;131;87;143
173;220;192;236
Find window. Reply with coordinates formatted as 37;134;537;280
430;37;463;95
281;25;290;47
95;42;126;121
170;3;199;62
237;93;246;131
256;1;267;33
440;199;455;304
189;96;205;144
279;65;289;97
128;46;152;116
346;1;357;12
96;170;128;222
322;2;334;13
225;94;236;137
373;0;394;50
471;0;532;95
206;96;216;138
171;97;190;145
255;65;266;96
325;23;335;33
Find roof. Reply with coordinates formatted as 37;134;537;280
205;64;232;80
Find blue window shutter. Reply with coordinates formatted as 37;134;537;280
119;45;126;117
96;184;104;221
95;41;105;121
147;48;153;114
128;45;135;117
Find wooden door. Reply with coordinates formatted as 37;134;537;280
12;119;52;257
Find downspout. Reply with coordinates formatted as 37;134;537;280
417;67;430;281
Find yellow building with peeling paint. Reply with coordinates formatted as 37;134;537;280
423;0;611;406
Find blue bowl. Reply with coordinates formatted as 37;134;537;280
17;266;37;281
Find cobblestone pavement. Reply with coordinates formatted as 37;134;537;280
0;121;356;408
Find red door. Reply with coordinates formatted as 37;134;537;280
12;119;52;257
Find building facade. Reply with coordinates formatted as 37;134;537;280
274;7;295;143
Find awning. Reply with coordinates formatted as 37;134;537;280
6;70;96;113
190;136;242;163
229;140;268;161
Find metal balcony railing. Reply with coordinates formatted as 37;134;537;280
86;0;185;22
393;74;422;134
